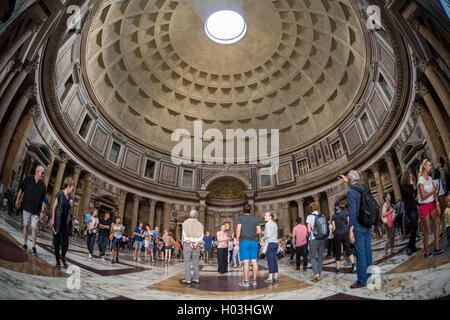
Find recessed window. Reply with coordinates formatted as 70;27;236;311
205;10;247;45
108;141;121;163
260;168;272;187
378;73;393;100
332;141;343;158
182;170;193;188
361;113;374;137
144;159;156;179
58;75;74;102
78;113;92;140
297;159;308;175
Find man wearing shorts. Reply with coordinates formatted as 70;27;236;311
236;203;262;287
133;222;145;261
16;165;47;256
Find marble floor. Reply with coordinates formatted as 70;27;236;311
0;210;449;300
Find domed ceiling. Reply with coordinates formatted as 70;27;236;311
83;0;368;157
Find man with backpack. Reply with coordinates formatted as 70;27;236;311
340;169;379;289
306;201;329;282
437;158;449;234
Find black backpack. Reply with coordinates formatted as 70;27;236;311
394;202;404;228
444;170;450;195
313;213;329;240
355;186;380;228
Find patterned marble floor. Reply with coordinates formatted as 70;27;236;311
0;210;449;300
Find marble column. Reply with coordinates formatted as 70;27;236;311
118;190;127;221
417;61;450;117
281;202;290;237
233;211;239;233
372;163;384;207
72;165;82;195
148;199;156;228
313;194;321;214
289;203;296;232
0;85;36;173
51;154;69;201
197;191;209;227
199;202;206;229
0;60;21;98
409;18;450;70
162;202;171;232
326;190;335;219
297;198;305;224
411;101;442;164
393;141;407;173
43;150;56;187
0;19;42;73
384;151;402;201
415;82;450;159
0;105;39;201
0;58;38;124
359;171;368;190
78;173;94;219
130;194;140;236
155;204;162;229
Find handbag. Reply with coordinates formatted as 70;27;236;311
260;240;268;254
387;212;393;228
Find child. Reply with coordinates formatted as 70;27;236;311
157;238;165;261
144;225;154;262
445;195;450;247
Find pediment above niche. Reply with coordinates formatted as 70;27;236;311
86;103;99;119
112;131;126;143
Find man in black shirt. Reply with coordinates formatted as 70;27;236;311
98;212;112;260
16;165;47;256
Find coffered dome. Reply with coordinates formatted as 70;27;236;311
83;0;368;157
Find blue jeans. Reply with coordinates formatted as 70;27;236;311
87;232;96;254
354;224;372;285
204;248;212;262
98;234;108;257
406;210;418;250
266;242;278;274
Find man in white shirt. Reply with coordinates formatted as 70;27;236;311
182;210;204;284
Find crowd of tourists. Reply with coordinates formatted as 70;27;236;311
8;155;450;288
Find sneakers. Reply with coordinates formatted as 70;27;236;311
251;280;257;287
335;269;340;274
406;249;412;256
264;278;273;283
111;260;116;264
239;281;250;287
192;280;200;284
32;247;37;256
424;253;432;258
433;248;444;255
22;244;28;252
88;253;92;261
295;266;300;270
181;279;192;284
100;256;105;261
132;257;136;261
138;257;142;262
